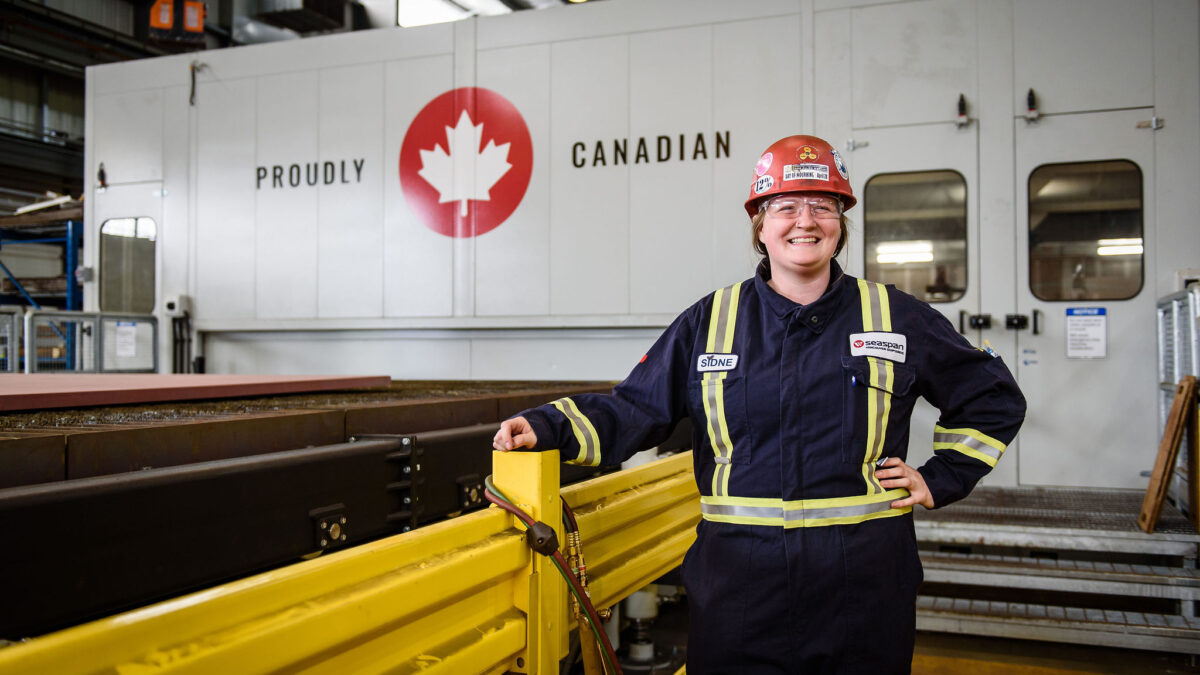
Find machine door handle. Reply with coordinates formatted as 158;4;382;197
958;311;993;333
1006;311;1043;334
1005;314;1029;330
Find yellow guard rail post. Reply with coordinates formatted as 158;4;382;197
0;450;699;674
494;448;568;673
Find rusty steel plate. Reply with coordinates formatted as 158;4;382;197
0;431;65;488
64;410;347;479
0;381;614;488
0;374;391;412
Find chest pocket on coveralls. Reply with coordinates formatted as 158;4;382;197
840;355;916;466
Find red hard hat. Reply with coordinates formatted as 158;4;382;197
744;135;856;217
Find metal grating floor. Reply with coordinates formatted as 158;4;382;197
916;596;1200;654
917;486;1195;535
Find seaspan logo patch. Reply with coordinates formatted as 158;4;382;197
849;332;907;363
697;353;739;372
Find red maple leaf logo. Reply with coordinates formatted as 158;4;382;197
399;88;533;238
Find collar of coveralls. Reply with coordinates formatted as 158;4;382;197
754;257;851;331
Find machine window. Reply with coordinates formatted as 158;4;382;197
100;217;156;313
863;170;967;303
1028;160;1143;301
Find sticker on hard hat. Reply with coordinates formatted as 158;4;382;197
755;153;773;177
697;353;739;372
783;164;829;182
849;332;907;363
831;148;849;180
754;174;774;194
797;146;818;160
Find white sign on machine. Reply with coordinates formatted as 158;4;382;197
1065;307;1106;359
115;321;138;358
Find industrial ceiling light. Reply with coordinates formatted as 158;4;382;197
875;240;934;264
1096;238;1143;256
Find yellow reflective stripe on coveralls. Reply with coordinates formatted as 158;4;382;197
857;279;894;494
703;282;742;497
700;490;912;527
933;425;1006;467
552;397;601;466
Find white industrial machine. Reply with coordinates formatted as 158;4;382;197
83;0;1200;490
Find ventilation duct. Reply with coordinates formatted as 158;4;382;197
255;0;346;33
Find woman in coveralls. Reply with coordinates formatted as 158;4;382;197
494;134;1026;674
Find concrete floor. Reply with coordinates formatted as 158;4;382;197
914;632;1200;674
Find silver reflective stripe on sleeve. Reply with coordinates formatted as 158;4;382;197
552;397;601;466
932;425;1006;467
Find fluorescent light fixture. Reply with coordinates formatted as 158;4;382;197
875;240;933;263
1097;245;1143;256
877;252;935;264
1096;237;1143;256
876;240;933;255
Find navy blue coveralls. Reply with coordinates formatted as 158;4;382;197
519;260;1026;674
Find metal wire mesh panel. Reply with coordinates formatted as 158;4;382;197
25;312;98;373
1159;303;1176;383
100;316;157;372
1183;287;1199;378
0;307;19;372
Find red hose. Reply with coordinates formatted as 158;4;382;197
484;489;622;674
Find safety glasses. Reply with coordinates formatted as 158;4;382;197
763;195;842;222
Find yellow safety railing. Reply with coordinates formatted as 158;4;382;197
0;450;699;674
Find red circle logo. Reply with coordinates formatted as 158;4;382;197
399;87;533;238
853;340;865;348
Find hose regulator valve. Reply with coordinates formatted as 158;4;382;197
525;521;559;556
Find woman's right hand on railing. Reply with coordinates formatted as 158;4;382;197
493;416;538;452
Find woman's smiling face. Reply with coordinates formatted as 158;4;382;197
757;192;843;277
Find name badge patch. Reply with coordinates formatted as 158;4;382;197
783;163;829;182
697;353;739;372
849;332;907;363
